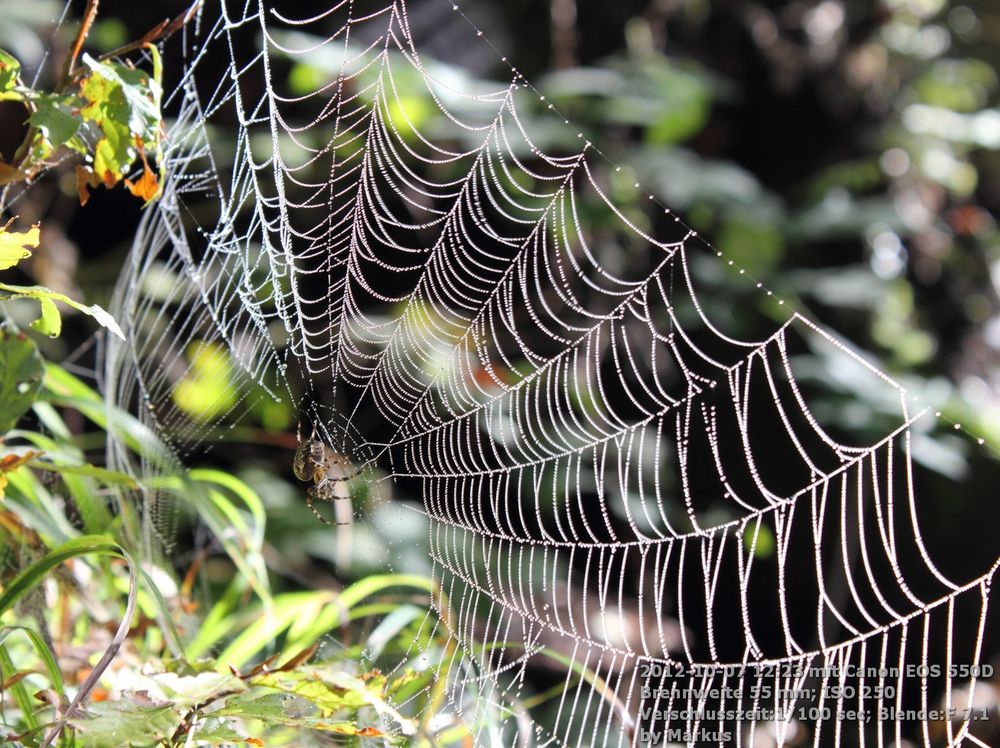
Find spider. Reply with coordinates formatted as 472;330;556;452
294;423;356;525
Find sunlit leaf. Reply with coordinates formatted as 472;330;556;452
92;119;133;185
30;295;61;337
250;667;416;735
28;93;84;150
82;54;162;139
69;697;181;748
251;670;369;716
742;521;776;559
135;671;246;710
0;281;125;340
76;54;164;197
214;692;290;722
0;449;41;497
76;165;102;205
125;154;161;203
386;94;433;137
0;48;20;93
0;222;39;270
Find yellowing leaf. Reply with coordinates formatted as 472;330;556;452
0;222;40;270
0;48;20;93
125;157;161;204
93;127;131;185
0;450;41;498
31;296;61;337
78;56;164;193
249;668;416;736
76;166;101;206
0;452;39;470
0;161;25;186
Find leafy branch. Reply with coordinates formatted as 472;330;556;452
0;1;199;204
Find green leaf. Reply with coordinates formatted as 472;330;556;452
0;625;66;698
742;521;776;558
363;604;424;663
71;54;164;199
79;69;135;183
136;671;246;710
214;692;292;723
0;282;125;340
41;364;175;479
41;359;102;402
79;67;128;126
214;679;400;738
135;565;186;658
92;119;133;183
27;458;137;486
148;44;163;92
0;642;39;733
250;667;416;735
0;223;39;270
150;471;271;612
30;295;61;337
189;718;258;745
213;690;381;737
252;671;369;715
215;591;320;667
282;574;436;656
69;697;181;748
0;330;44;433
28;94;84;149
0;48;20;93
82;55;162;138
0;535;122;616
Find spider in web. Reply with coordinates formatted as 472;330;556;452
293;422;356;525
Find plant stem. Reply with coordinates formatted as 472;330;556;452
59;0;99;88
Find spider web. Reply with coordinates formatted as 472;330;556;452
102;0;1000;745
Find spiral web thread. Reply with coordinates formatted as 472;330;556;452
102;0;1000;745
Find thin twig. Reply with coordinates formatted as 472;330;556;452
167;689;243;746
59;0;100;88
69;0;202;83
